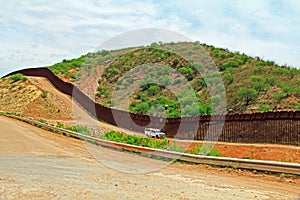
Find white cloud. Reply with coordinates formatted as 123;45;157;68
1;0;300;77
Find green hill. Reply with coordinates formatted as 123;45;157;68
48;42;300;117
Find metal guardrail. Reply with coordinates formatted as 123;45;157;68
3;114;300;175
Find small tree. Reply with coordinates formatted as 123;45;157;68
237;87;259;105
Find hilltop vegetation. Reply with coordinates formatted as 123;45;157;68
47;42;300;116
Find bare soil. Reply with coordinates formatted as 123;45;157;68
174;140;300;163
0;115;299;200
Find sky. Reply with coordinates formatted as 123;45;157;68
1;0;300;77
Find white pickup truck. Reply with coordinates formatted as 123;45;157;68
144;128;166;138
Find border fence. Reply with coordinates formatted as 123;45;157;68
5;68;300;145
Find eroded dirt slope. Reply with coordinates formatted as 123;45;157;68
0;77;72;120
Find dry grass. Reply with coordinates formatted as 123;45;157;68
0;77;41;113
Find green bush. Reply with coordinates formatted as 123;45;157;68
220;61;239;70
179;67;195;81
66;125;91;136
253;66;266;74
38;119;46;123
283;85;291;96
10;74;27;82
259;104;272;112
158;76;171;86
101;131;221;156
189;145;222;157
223;72;234;84
295;87;300;98
41;90;48;98
56;123;92;136
173;78;182;85
134;102;149;114
148;85;161;96
97;86;109;97
265;76;276;86
287;68;299;79
135;93;148;101
101;131;170;150
139;77;157;90
271;67;289;75
251;76;269;92
195;78;207;89
210;95;222;105
181;103;201;116
273;93;286;101
296;104;300;111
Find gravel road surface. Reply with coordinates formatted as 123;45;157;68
0;115;299;200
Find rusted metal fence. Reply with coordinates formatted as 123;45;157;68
5;68;300;145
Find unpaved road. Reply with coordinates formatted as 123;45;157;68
0;115;299;200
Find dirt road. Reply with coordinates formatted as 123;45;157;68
0;115;299;200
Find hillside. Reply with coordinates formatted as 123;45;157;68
0;74;72;120
46;41;300;117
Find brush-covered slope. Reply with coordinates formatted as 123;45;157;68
47;42;300;117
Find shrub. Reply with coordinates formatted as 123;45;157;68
41;90;48;98
66;125;91;136
70;74;77;79
237;87;259;105
199;103;212;115
253;66;266;74
134;102;149;114
101;131;177;151
135;93;148;101
148;85;161;96
296;104;300;111
295;87;300;98
10;74;27;82
251;76;269;92
287;68;298;79
158;76;171;86
220;61;239;70
173;78;182;85
196;78;207;89
101;131;173;150
181;103;201;116
259;104;272;112
167;110;181;118
283;85;291;96
179;67;195;81
271;67;289;75
190;145;222;157
139;77;157;90
38;119;46;123
273;93;286;101
97;86;109;97
211;95;222;105
265;76;276;86
223;72;234;84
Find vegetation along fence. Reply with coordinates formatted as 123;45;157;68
5;68;300;145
